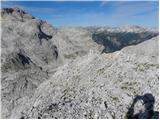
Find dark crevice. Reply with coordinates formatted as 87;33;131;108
104;101;108;109
20;116;25;119
52;45;58;59
38;22;52;45
17;53;31;66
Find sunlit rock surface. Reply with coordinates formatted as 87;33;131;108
1;8;159;119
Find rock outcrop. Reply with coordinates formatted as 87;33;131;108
9;36;158;119
1;8;159;119
1;7;60;118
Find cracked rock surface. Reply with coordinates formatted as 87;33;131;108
1;8;159;119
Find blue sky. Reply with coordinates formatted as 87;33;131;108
1;1;159;27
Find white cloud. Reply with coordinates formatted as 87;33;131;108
100;1;109;6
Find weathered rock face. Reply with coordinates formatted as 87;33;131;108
9;36;159;119
1;8;159;119
1;8;60;118
1;7;102;118
1;8;60;69
54;27;103;61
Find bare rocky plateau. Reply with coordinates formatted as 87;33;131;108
1;8;159;119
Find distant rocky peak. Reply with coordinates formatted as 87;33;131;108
1;7;35;20
2;7;25;14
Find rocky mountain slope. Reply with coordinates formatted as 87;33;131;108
1;8;159;119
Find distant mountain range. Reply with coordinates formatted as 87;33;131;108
1;7;159;119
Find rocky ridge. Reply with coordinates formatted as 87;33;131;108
1;8;159;119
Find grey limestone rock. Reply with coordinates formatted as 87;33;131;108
1;8;159;119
